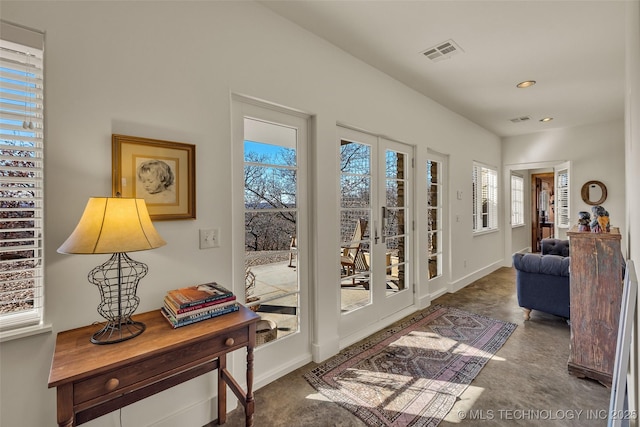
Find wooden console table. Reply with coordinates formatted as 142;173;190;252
48;306;259;427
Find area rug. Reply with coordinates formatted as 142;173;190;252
304;305;516;427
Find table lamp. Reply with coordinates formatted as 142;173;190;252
57;197;166;344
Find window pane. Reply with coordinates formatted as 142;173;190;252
244;140;296;167
511;175;524;226
428;184;438;207
383;208;405;237
427;160;439;184
385;235;406;292
428;231;439;254
340;211;370;244
340;140;370;174
243;116;299;347
244;165;296;209
385;150;405;179
245;212;296;252
341;175;371;208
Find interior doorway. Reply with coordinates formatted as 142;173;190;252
531;172;555;252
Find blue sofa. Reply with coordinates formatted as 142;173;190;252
512;239;570;320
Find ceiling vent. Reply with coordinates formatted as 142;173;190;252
510;116;531;123
422;39;464;62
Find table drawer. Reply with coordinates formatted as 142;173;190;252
74;326;249;404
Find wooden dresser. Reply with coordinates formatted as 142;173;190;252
567;226;624;387
48;306;259;426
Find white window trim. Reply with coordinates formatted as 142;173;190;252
0;21;48;338
511;173;525;227
472;162;499;233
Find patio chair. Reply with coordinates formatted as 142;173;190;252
340;219;368;286
288;235;297;268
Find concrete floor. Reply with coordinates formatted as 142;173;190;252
217;267;612;427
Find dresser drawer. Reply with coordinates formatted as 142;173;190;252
74;326;249;404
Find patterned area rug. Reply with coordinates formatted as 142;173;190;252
304;305;516;427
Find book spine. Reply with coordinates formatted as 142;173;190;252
165;295;237;314
161;306;239;328
164;301;238;320
166;291;234;309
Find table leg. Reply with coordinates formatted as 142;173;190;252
218;354;227;425
245;345;254;427
57;385;74;427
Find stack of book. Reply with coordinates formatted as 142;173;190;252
161;282;238;328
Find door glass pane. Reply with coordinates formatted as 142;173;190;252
385;149;408;296
244;118;299;345
244;165;297;209
427;160;442;279
385;235;407;293
340;140;371;312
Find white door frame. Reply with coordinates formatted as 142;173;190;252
231;94;312;389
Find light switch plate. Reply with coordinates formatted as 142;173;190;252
199;228;220;249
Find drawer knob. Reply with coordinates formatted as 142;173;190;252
225;337;235;346
105;378;120;391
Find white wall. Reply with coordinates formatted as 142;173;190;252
503;120;626;257
0;2;503;426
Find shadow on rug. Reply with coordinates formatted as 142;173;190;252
304;305;517;427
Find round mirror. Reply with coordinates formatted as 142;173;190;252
581;180;607;206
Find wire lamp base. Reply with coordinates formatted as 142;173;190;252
91;318;146;344
89;252;149;345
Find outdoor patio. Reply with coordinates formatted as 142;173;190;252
246;251;404;344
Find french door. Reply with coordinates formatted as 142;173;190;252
426;150;448;297
231;96;311;386
338;126;413;338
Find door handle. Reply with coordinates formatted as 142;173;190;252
374;220;380;244
381;207;387;244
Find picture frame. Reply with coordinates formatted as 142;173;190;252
112;134;196;220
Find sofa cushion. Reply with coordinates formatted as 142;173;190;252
541;238;570;257
513;253;570;277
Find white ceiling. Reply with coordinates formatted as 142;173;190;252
260;1;627;138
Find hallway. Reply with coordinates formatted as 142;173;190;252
220;267;611;426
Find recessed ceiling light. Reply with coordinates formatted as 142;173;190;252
516;80;536;88
540;117;553;122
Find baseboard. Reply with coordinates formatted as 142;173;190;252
254;352;312;389
425;287;448;303
312;335;340;362
449;260;504;293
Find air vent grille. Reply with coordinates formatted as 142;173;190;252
421;39;464;62
510;116;531;123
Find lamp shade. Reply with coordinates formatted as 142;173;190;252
57;197;166;254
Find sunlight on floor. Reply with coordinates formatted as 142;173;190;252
306;383;487;423
305;392;333;402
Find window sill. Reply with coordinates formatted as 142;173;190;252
473;228;499;237
512;224;526;229
0;323;53;343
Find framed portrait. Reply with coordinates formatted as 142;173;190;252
112;134;196;220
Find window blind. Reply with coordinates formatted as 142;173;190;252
511;174;524;226
0;22;44;330
472;162;498;232
556;168;570;228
